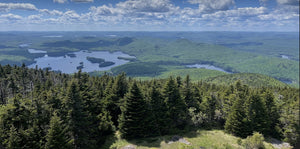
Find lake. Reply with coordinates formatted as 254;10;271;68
28;49;47;54
28;50;135;74
186;64;231;73
280;54;290;59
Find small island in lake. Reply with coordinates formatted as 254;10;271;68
86;56;105;64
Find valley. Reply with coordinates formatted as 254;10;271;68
0;31;298;87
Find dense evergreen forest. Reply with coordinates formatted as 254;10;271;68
0;64;299;149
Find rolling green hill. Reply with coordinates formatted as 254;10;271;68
0;32;298;87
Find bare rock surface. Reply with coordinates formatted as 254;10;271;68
168;135;191;145
121;144;136;149
269;138;292;149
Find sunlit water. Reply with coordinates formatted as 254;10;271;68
28;50;135;74
186;64;231;73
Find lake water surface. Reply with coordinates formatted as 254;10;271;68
28;50;135;74
280;55;290;59
28;49;47;54
186;64;231;73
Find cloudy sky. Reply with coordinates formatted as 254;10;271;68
0;0;299;31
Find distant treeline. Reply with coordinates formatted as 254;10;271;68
0;64;299;148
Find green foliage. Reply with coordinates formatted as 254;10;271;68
45;113;69;149
99;61;115;67
242;132;265;149
1;32;299;87
183;75;199;109
188;107;207;127
225;97;248;138
118;82;149;139
237;138;242;145
204;73;289;88
0;64;298;148
157;68;227;82
108;130;276;149
6;125;21;149
148;82;170;135
245;94;268;135
86;56;105;64
199;96;216;124
112;62;166;77
262;89;280;137
64;80;89;148
163;77;188;130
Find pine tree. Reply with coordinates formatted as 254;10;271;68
45;113;69;149
104;74;127;127
199;95;216;123
6;125;21;149
149;82;170;135
262;90;280;137
163;77;187;130
183;75;199;109
119;82;149;139
64;80;88;149
112;72;128;99
245;94;268;136
225;97;248;138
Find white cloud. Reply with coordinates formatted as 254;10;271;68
188;0;235;13
89;5;120;16
258;5;299;21
63;10;80;19
208;7;267;18
0;0;298;31
277;0;299;5
87;0;179;24
116;0;177;13
0;3;37;12
259;13;299;20
28;15;41;20
0;13;22;20
56;10;81;23
53;0;68;4
39;9;64;16
71;0;94;3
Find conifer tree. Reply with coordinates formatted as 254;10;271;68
245;94;268;136
64;80;88;148
45;113;69;149
112;72;128;99
199;95;216;123
98;109;115;145
6;125;21;149
119;82;149;138
163;77;187;130
225;97;248;138
104;75;126;127
183;75;198;109
149;82;170;135
262;90;280;137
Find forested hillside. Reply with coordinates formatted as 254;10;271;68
1;32;299;87
0;64;299;148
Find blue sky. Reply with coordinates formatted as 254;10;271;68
0;0;299;31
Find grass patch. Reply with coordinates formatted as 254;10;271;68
104;130;276;149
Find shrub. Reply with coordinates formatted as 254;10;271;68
243;132;265;149
237;138;242;145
